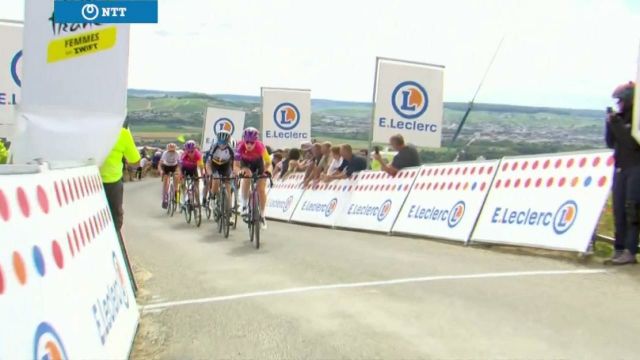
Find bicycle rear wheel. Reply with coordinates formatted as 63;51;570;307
222;190;230;238
194;192;202;227
204;192;212;220
169;182;177;217
253;192;260;249
232;187;238;230
184;188;193;224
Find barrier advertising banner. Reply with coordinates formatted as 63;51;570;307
471;150;614;252
202;107;245;150
261;87;311;149
0;21;22;140
290;178;355;227
336;168;419;233
0;165;139;359
393;160;499;242
265;173;306;221
372;58;444;148
12;0;130;164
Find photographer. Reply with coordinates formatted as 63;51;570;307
373;134;420;176
606;81;639;265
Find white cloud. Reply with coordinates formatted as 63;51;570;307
6;0;640;108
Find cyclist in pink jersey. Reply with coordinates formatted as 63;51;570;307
180;140;205;207
234;127;272;229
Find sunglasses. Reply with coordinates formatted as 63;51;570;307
245;141;256;145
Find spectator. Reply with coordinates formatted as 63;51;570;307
152;150;162;170
282;148;302;178
100;121;141;240
322;146;343;181
373;134;421;176
304;143;324;186
325;144;367;181
606;81;640;265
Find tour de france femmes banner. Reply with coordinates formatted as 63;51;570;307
0;21;22;140
633;42;640;144
12;0;130;164
202;107;246;149
261;87;311;149
373;58;444;148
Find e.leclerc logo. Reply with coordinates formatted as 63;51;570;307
299;198;338;217
1;50;21;106
491;200;578;235
268;196;295;213
378;81;437;134
92;252;131;345
266;102;308;140
213;118;235;137
406;201;466;228
33;322;69;360
347;199;392;222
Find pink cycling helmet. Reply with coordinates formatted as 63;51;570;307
242;127;259;142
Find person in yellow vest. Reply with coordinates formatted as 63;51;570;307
0;139;8;164
100;121;141;237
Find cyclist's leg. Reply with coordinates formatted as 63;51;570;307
240;167;252;214
257;178;267;215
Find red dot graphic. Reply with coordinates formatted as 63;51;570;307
16;187;30;218
579;158;587;168
404;185;410;192
522;162;529;171
555;159;563;169
67;233;75;257
505;179;511;188
455;168;461;175
0;265;4;294
79;224;86;246
84;221;91;243
73;228;80;251
426;169;432;176
37;186;49;214
502;163;509;172
61;181;69;204
54;182;62;207
511;162;518;171
456;183;461;190
481;182;487;191
536;179;542;188
69;180;76;202
525;178;532;188
0;189;9;221
74;178;80;199
488;167;494;174
567;159;575;168
547;177;555;187
479;167;485;175
448;182;453;190
514;179;521;188
470;168;476;175
440;182;446;190
593;157;601;167
52;241;64;269
543;160;550;169
495;179;502;189
463;168;468;175
607;156;615;167
599;176;607;187
559;177;566;187
427;183;432;190
464;183;469;190
447;168;453;176
532;161;539;170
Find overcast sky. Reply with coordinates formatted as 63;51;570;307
4;0;640;109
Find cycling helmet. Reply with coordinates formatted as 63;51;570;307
167;143;177;151
217;130;231;145
242;127;259;142
184;140;197;151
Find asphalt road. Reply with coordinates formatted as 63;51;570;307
124;179;640;359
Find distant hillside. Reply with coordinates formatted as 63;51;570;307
129;89;603;118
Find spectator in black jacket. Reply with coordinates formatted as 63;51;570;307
606;81;639;265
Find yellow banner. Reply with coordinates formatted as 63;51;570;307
47;27;117;63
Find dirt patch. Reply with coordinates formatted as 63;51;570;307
130;260;169;360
